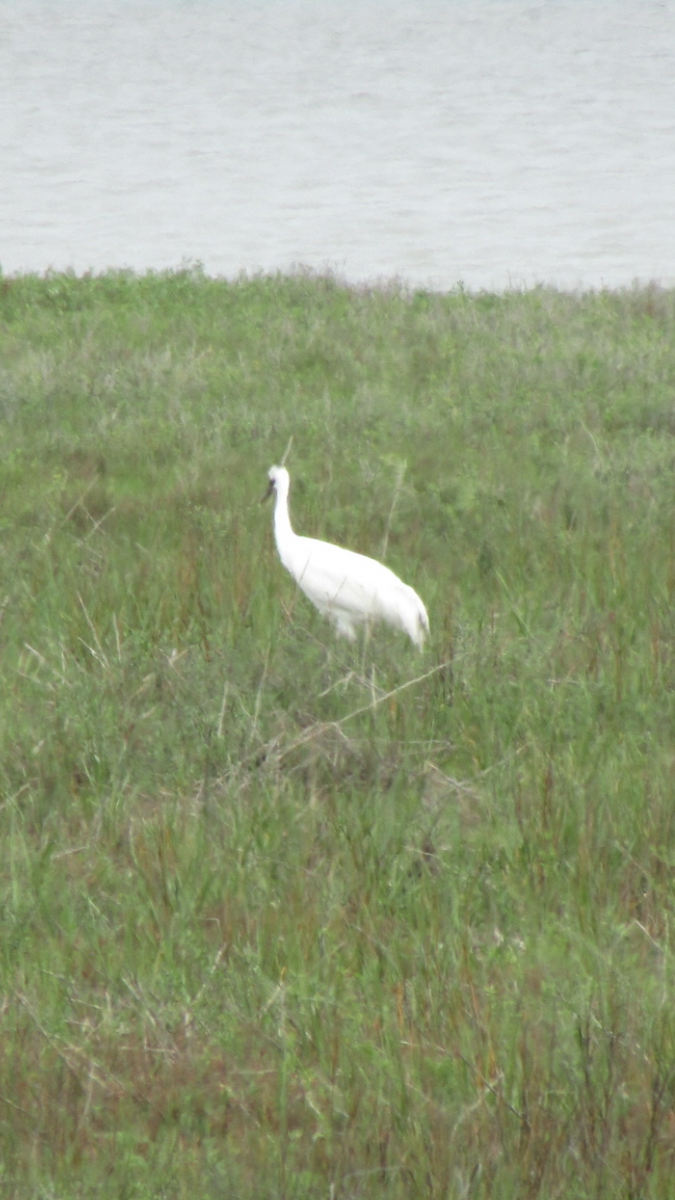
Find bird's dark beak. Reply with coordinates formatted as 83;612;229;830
261;479;275;503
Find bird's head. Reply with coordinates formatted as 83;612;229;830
262;464;290;502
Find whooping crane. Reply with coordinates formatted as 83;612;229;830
263;465;429;648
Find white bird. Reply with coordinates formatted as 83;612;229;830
263;465;429;648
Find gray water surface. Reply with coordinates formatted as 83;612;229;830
2;1;674;290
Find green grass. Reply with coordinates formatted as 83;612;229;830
2;267;675;1197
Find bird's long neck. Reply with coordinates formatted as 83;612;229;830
273;482;295;558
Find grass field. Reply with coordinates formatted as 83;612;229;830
2;268;675;1197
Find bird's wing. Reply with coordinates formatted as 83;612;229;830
292;538;408;616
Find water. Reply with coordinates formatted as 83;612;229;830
1;0;674;291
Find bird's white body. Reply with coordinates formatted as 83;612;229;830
265;466;429;649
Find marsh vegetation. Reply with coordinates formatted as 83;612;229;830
1;270;675;1196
